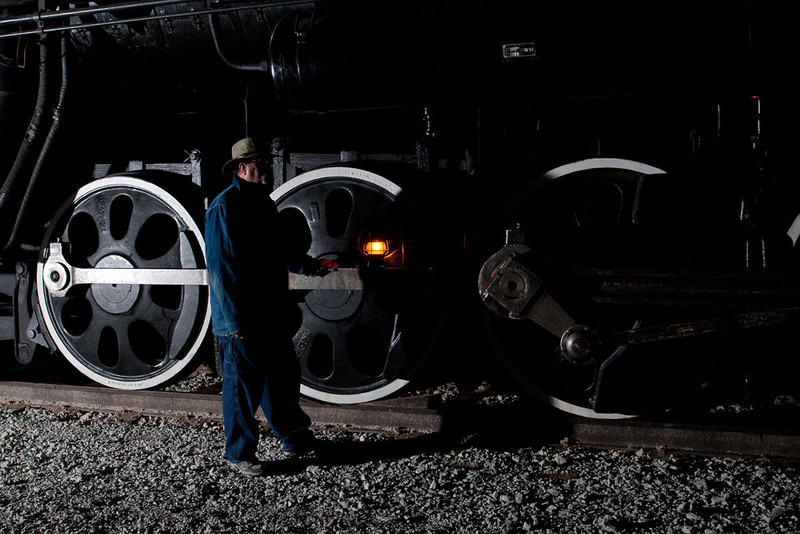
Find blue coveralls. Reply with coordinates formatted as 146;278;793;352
204;176;312;462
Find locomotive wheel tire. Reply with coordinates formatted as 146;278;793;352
484;158;668;419
271;166;444;404
36;176;211;389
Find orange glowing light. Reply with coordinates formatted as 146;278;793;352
363;239;389;257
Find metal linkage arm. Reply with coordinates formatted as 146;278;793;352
478;245;599;365
42;243;365;298
288;270;364;291
479;251;577;337
42;243;209;298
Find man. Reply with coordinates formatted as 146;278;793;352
205;137;315;477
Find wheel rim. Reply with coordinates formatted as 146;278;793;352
36;176;210;389
272;166;443;404
483;158;669;419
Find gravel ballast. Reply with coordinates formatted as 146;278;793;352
2;401;800;533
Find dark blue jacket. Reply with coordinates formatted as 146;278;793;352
204;177;291;337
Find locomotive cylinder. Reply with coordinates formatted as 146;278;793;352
268;4;476;114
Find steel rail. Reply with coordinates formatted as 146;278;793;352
567;416;800;460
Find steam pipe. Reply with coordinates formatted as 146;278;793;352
0;33;51;239
4;34;68;251
0;0;191;26
207;2;269;73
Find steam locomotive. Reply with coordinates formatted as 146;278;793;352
2;0;798;418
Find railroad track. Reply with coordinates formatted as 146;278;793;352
3;377;800;460
0;380;443;434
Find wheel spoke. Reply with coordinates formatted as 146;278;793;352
283;181;396;258
295;290;404;393
53;288;158;376
295;307;359;384
335;185;395;249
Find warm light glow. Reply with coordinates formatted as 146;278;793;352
363;239;389;256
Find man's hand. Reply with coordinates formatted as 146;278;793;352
318;259;339;274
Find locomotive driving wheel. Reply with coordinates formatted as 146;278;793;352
36;176;210;389
481;158;688;418
272;166;444;404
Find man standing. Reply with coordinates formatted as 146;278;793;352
205;137;315;477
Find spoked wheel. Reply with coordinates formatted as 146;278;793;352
36;176;210;389
272;166;445;404
481;158;702;418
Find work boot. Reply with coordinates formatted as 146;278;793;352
229;459;263;477
283;434;318;458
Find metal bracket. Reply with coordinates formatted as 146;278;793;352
481;254;541;318
479;249;578;337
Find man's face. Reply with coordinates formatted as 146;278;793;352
238;160;265;184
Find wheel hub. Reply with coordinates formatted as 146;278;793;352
560;325;597;365
90;255;139;314
304;289;363;321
